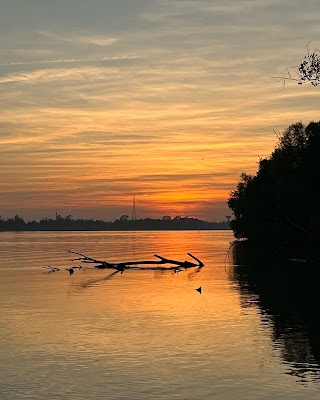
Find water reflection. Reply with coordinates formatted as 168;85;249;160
230;240;320;384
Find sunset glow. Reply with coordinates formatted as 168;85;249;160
1;0;319;221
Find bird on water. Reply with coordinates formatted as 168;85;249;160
66;267;74;276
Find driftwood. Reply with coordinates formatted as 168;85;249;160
68;250;204;274
44;251;205;276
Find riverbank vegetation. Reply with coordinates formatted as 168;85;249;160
0;214;230;231
228;120;320;247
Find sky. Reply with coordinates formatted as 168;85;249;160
1;0;320;222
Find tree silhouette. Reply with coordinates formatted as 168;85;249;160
275;44;320;87
0;214;230;231
228;121;320;246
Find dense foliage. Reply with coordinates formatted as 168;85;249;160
228;121;320;245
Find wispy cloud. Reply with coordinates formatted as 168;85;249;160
0;55;132;68
1;0;320;220
36;30;120;46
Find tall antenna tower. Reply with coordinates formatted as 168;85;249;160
131;195;137;220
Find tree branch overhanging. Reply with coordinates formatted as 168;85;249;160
274;43;320;88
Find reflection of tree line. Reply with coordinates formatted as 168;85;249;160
0;214;231;231
231;240;320;384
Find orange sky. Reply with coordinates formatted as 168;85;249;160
1;1;319;221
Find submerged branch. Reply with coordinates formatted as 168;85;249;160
68;250;204;274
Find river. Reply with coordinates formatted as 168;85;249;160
0;231;319;399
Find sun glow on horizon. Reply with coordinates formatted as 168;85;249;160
1;0;319;221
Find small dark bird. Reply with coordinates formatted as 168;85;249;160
196;286;202;294
66;267;74;276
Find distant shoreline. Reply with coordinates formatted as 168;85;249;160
0;216;231;232
0;227;231;232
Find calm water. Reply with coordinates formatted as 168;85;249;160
0;231;319;399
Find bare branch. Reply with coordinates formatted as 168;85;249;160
70;252;205;272
48;251;205;277
275;44;320;87
273;129;282;141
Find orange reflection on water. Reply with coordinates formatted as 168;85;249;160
5;231;312;400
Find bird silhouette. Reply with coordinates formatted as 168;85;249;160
195;286;202;294
66;267;74;276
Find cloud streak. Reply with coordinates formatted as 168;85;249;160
0;0;319;221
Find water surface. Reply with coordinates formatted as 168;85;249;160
0;231;319;399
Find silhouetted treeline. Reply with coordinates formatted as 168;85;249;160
0;214;230;231
228;120;320;246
